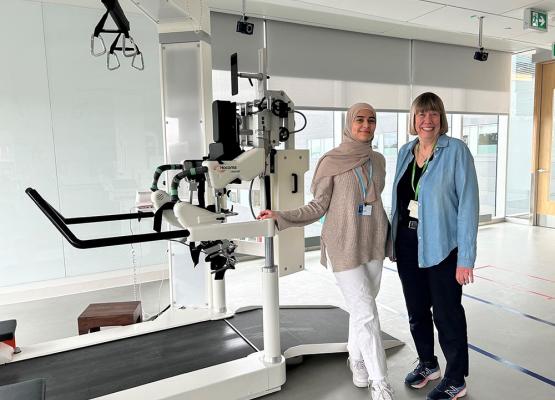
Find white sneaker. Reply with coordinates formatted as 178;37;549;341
348;357;369;388
371;380;394;400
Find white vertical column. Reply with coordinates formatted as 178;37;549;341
451;114;463;139
398;112;409;147
262;237;281;363
497;115;508;218
212;277;227;314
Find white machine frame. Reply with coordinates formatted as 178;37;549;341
5;2;304;399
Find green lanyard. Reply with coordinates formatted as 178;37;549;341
411;142;436;201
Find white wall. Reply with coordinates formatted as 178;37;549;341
0;0;166;286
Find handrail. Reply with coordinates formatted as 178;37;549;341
25;188;189;249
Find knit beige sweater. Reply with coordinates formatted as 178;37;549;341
275;151;390;272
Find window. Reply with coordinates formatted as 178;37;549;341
374;112;398;213
295;110;338;238
461;115;499;216
506;52;535;219
295;110;400;235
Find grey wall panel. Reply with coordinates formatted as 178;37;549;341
412;40;511;92
211;12;264;72
266;20;411;85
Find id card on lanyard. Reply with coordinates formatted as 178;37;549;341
354;161;373;216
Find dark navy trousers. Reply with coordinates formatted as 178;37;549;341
395;225;469;383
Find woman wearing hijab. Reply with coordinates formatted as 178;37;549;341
258;103;394;400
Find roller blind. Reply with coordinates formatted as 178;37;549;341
266;20;410;85
411;40;511;114
211;14;511;113
264;19;411;110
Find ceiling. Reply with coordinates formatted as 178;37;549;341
208;0;555;53
39;0;555;53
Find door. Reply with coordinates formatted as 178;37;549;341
536;61;555;227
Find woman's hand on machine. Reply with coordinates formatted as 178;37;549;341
257;210;277;220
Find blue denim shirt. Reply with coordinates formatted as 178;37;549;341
391;135;479;268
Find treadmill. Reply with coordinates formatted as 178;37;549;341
0;189;402;399
0;306;401;400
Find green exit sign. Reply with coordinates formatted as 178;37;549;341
524;8;548;32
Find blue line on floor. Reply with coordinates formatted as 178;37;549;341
462;293;555;327
382;265;555;387
467;344;555;387
383;266;555;328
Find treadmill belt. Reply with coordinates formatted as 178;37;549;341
227;306;349;353
226;306;401;354
0;320;255;400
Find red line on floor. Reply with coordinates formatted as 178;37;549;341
477;265;555;284
474;274;554;300
474;265;493;270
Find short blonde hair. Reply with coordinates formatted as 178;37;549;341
408;92;449;136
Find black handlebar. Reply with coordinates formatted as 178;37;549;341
25;188;189;249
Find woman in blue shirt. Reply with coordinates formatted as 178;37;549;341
390;92;479;400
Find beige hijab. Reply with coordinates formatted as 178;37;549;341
311;102;377;203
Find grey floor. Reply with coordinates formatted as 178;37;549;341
1;223;554;400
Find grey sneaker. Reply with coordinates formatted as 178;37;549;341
426;378;467;399
405;357;442;389
371;380;395;400
348;357;369;388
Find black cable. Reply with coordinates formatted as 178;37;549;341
249;97;267;115
291;110;307;133
256;97;267;111
248;178;257;219
169;239;190;247
145;304;171;321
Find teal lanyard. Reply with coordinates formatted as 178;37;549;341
411;142;436;201
353;160;373;203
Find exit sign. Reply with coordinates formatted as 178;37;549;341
524;8;548;32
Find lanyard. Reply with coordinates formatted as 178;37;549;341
353;160;373;203
411;142;436;200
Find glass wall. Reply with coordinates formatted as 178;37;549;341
506;52;535;219
0;1;166;286
461;115;499;216
374;112;398;213
295;110;340;238
212;65;509;244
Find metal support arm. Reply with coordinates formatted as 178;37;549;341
25;188;189;249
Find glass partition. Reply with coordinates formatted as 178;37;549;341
506;52;534;219
0;1;166;286
462;115;499;216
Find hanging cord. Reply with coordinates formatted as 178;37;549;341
291;110;307;133
128;211;183;321
128;209;142;317
248;177;258;219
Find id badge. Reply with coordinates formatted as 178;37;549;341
358;203;372;216
408;200;419;219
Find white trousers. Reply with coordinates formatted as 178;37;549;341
333;259;387;381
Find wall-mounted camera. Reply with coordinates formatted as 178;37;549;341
473;16;488;62
474;47;489;62
236;16;254;35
